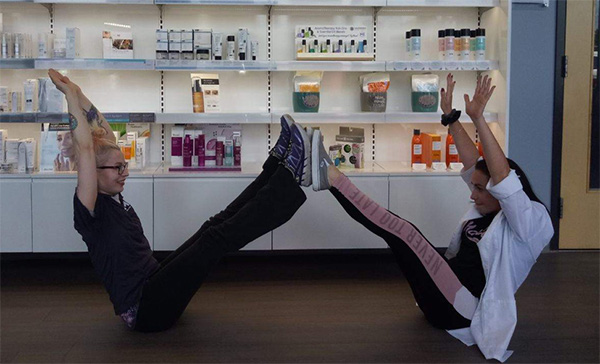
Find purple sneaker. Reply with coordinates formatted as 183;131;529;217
270;114;294;160
283;123;312;186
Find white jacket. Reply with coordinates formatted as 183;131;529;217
445;165;554;362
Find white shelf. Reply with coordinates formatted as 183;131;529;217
387;60;499;71
154;0;271;4
155;60;271;71
0;112;155;123
273;112;386;124
274;61;385;71
385;112;497;123
156;113;271;124
0;59;35;69
154;0;385;5
376;161;464;175
33;0;154;3
35;58;155;70
385;0;498;7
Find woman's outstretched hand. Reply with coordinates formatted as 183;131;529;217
440;73;455;115
48;69;81;97
464;75;495;122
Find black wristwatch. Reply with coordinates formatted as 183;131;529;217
441;109;461;126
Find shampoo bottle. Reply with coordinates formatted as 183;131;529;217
445;133;460;166
196;132;205;166
233;132;241;166
411;129;423;165
215;136;225;166
183;133;192;167
224;140;233;166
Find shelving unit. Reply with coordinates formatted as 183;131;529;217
0;0;511;252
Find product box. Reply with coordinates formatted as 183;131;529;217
66;27;80;58
181;40;194;60
156;41;169;59
335;126;364;169
135;136;150;169
156;29;168;42
38;33;55;59
5;139;19;165
103;30;133;59
23;79;38;112
38;78;64;112
193;29;212;60
20;138;36;172
40;123;76;172
9;92;22;112
168;41;181;60
190;73;220;113
294;25;372;61
53;38;66;58
171;125;184;167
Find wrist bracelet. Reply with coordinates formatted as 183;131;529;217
441;109;461;127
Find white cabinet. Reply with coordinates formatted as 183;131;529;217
153;177;272;251
389;175;472;247
0;177;32;253
273;176;389;250
31;175;154;252
31;177;84;252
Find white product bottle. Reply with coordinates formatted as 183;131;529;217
444;28;455;61
410;29;421;61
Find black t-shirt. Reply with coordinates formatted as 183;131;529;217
448;212;497;298
73;191;159;315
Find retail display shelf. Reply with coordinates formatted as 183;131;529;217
154;162;264;177
154;0;272;4
155;60;271;71
375;161;464;176
33;0;154;3
274;61;385;72
156;113;271;124
384;111;497;123
387;60;499;71
0;112;156;123
0;59;35;69
272;112;386;124
386;0;498;7
35;58;155;70
153;0;386;5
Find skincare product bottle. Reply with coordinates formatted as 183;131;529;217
454;30;461;56
212;32;223;60
476;28;486;60
445;133;460;166
460;28;470;60
0;87;7;112
302;39;307;53
38;33;53;59
192;79;204;113
237;28;248;60
362;39;368;53
470;30;476;60
444;28;455;60
410;29;421;60
17;141;26;173
23;79;37;112
411;129;423;165
53;38;66;58
405;31;411;59
251;41;258;60
336;39;343;53
224;139;233;166
13;33;21;59
438;30;445;60
227;35;235;60
296;38;304;54
1;33;9;59
66;27;81;59
310;39;317;53
357;39;363;53
183;133;192;167
350;39;356;53
233;132;241;166
326;39;332;53
171;125;184;167
215;136;225;166
431;134;441;163
196;132;205;166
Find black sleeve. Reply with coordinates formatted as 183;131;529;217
73;191;102;239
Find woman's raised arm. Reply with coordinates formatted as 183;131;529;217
48;69;98;211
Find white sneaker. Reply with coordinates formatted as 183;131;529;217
312;130;333;191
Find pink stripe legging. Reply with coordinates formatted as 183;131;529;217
331;174;477;329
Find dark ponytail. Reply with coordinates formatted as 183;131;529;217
475;158;545;207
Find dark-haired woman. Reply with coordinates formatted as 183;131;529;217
310;74;553;361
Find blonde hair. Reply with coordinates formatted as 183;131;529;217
91;128;121;166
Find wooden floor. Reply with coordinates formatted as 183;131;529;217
1;251;598;363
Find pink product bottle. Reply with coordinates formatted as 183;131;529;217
171;125;184;167
183;134;193;167
215;136;225;166
196;133;205;166
233;132;241;166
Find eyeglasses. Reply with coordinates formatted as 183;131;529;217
97;162;128;175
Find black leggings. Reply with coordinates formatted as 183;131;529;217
330;175;474;330
134;156;306;332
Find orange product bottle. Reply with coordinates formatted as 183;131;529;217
476;141;484;157
411;129;423;164
446;133;460;166
192;79;204;113
431;134;442;163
